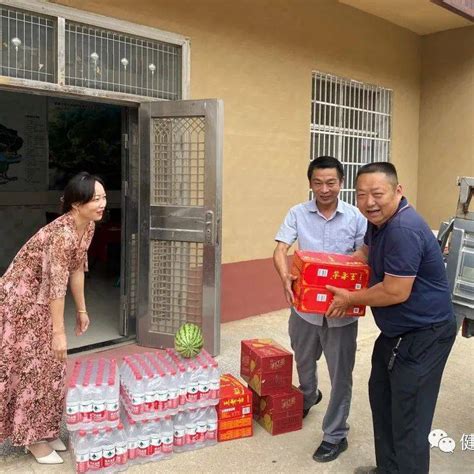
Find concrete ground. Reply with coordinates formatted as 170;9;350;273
1;309;473;473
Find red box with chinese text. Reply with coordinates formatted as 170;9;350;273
218;374;253;420
251;386;303;435
240;339;293;396
217;374;254;442
292;280;366;316
292;250;370;290
291;250;369;316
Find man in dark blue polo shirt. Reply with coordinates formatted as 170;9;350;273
326;162;456;474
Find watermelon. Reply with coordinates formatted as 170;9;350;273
174;323;203;358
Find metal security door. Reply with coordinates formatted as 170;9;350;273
137;99;223;355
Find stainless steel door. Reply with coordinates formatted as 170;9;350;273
137;99;223;355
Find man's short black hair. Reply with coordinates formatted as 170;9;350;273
356;162;398;186
307;156;344;181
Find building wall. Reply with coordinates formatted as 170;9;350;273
51;0;422;320
418;26;474;228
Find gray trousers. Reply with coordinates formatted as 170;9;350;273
288;309;358;443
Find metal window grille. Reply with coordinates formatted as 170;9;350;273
65;21;182;99
0;2;185;100
0;6;56;82
150;240;203;334
152;117;205;206
310;72;392;204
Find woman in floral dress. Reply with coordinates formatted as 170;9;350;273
0;172;106;464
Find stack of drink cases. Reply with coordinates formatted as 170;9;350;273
241;339;303;435
66;349;220;473
291;250;370;316
217;374;253;441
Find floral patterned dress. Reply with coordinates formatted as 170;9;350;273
0;212;94;446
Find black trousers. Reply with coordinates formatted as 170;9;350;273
368;317;457;474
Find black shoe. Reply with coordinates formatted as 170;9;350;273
312;438;348;463
303;390;322;418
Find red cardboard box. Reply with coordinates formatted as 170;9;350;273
293;280;366;316
292;250;370;290
251;386;303;435
218;374;252;420
240;339;293;396
218;424;253;442
217;374;254;442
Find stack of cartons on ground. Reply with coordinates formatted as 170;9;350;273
217;374;253;442
240;339;303;436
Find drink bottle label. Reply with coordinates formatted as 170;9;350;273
88;448;102;470
145;393;155;412
103;447;116;468
128;440;138;459
137;437;150;457
116;444;128;465
166;389;179;409
196;421;207;442
147;435;159;455
66;402;80;424
76;452;89;474
130;394;144;415
187;383;199;402
92;401;106;421
185;425;197;444
80;401;93;421
156;390;167;411
162;435;173;453
207;421;217;440
174;427;185;446
179;386;187;405
198;382;210;399
106;401;119;421
210;381;220;399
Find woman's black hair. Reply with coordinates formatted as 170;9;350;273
61;172;105;214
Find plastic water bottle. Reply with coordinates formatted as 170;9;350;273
184;408;198;451
205;406;218;446
161;415;174;459
136;421;151;463
106;360;119;427
148;419;162;461
88;429;103;472
124;418;139;466
173;411;186;453
101;427;116;473
196;355;210;407
74;430;89;473
66;381;81;428
195;408;208;448
114;423;128;472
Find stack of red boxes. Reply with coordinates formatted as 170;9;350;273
217;374;253;442
291;250;370;316
240;339;303;436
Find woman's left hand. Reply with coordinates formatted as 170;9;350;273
75;311;90;336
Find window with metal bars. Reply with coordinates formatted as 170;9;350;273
310;72;392;205
0;3;183;100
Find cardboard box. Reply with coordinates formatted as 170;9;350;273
251;386;303;436
292;250;370;290
293;280;366;316
240;339;293;396
218;424;253;442
218;374;252;420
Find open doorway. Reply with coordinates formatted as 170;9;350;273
0;89;131;350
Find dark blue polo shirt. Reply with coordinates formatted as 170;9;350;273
364;197;454;337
